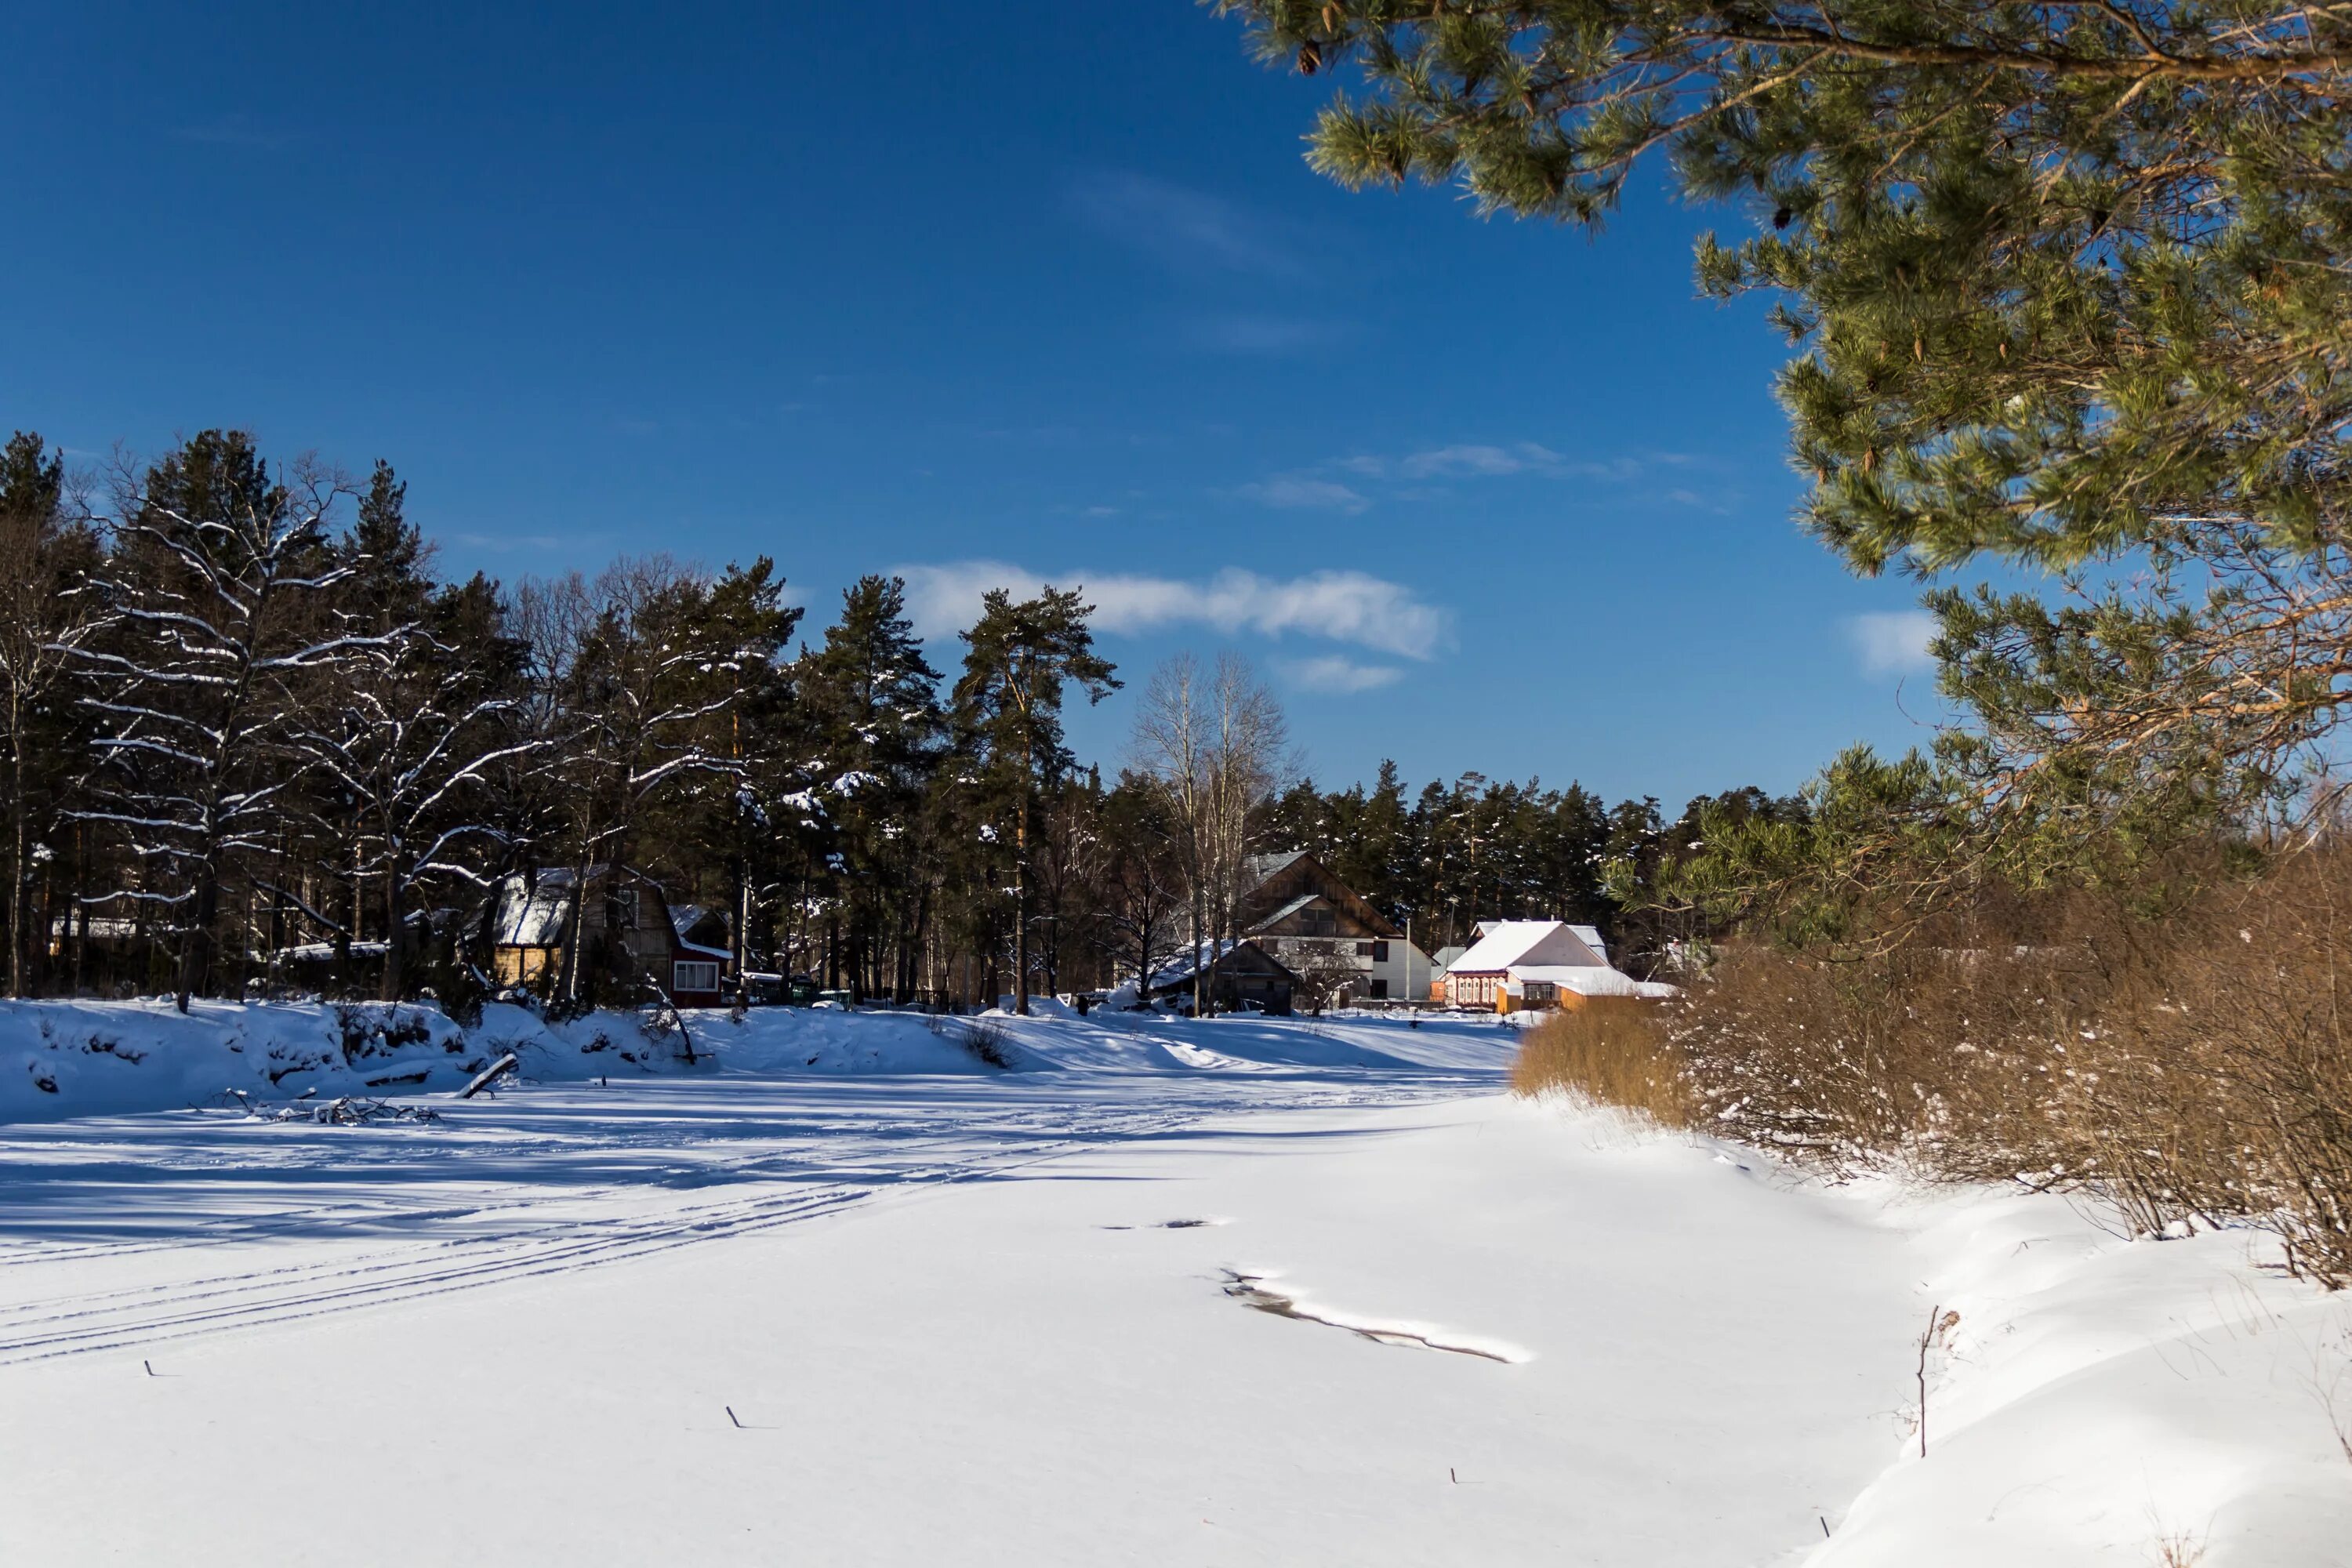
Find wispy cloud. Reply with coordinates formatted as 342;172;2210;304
1229;476;1370;513
1245;441;1652;509
894;561;1450;661
1849;610;1940;676
1283;655;1406;694
1069;172;1306;278
1399;442;1565;479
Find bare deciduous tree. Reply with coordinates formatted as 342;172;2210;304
1134;652;1290;1014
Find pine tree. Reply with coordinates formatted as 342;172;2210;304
1216;2;2352;833
952;587;1119;1014
798;575;941;1000
0;434;106;996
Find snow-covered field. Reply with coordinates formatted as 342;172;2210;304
0;1004;2343;1564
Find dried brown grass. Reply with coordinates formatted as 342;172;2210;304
1510;1003;1697;1127
1517;845;2352;1286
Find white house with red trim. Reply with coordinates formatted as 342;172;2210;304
1439;920;1676;1014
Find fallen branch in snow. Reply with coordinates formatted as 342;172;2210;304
459;1052;519;1099
272;1096;442;1127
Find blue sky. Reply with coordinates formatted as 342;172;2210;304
0;2;1953;808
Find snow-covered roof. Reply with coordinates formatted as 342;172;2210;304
677;939;731;962
670;903;706;940
1241;851;1308;888
1141;938;1299;992
1247;892;1324;931
1447;920;1607;975
1145;939;1243;989
1506;965;1678;1000
1567;924;1609;964
495;873;577;947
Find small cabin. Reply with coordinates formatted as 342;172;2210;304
1139;939;1298;1016
492;867;730;1007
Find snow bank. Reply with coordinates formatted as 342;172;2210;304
0;999;1517;1126
1812;1181;2352;1566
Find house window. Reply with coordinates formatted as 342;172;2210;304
1370;941;1390;963
673;960;720;995
1301;906;1336;937
1356;941;1374;958
612;887;640;928
1370;978;1389;1000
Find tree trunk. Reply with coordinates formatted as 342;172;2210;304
381;841;405;1003
8;727;26;999
733;858;750;992
1014;800;1031;1016
176;864;218;1014
1190;889;1204;1018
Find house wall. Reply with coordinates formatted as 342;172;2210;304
1446;971;1503;1011
1261;935;1436;1002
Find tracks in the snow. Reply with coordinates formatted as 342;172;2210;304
0;1076;1485;1367
0;1182;876;1365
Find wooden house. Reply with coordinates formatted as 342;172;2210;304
1234;851;1436;1004
1138;939;1298;1016
492;867;730;1007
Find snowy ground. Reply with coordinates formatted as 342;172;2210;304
0;1006;2344;1564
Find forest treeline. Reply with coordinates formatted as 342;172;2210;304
0;427;1764;1013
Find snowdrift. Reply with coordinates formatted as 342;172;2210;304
0;999;1518;1126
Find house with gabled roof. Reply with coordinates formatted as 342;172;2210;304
492;866;731;1007
1131;938;1298;1016
1235;851;1436;1004
1439;919;1676;1014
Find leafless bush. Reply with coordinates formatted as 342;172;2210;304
931;1014;1014;1069
1509;1004;1694;1127
1541;847;2352;1285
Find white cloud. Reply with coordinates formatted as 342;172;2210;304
1283;655;1406;694
894;561;1450;661
1849;611;1940;676
1230;476;1370;513
1398;442;1564;479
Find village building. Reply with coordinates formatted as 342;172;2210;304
1439;919;1677;1014
1234;851;1436;1004
492;867;731;1007
1132;938;1298;1016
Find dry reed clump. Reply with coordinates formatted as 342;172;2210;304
1578;848;2352;1286
1509;1004;1697;1127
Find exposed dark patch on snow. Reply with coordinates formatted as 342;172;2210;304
1218;1269;1524;1363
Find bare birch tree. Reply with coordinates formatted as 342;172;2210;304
1133;652;1290;1014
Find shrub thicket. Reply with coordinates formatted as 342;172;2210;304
1517;848;2352;1286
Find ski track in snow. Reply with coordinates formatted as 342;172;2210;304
0;1071;1491;1365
